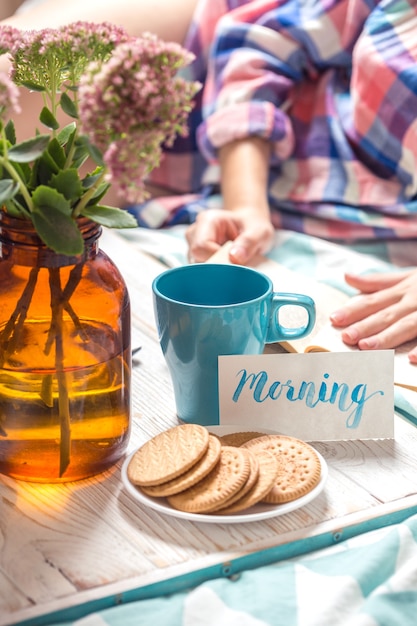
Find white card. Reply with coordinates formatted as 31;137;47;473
218;351;394;440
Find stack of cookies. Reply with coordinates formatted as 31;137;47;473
126;423;322;515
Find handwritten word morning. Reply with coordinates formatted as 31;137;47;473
232;369;384;429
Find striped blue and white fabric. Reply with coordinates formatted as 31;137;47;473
50;510;417;625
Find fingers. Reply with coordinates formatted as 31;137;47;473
330;290;400;328
344;270;415;293
185;208;275;265
186;235;221;263
341;309;417;351
358;312;417;352
185;210;239;263
229;223;275;265
330;269;417;352
330;270;416;328
408;345;417;365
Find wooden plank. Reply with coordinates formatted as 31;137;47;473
6;495;417;626
2;396;416;623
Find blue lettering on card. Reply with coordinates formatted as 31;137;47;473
232;370;383;429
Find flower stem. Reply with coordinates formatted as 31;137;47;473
0;266;39;367
44;262;86;355
0;162;33;214
48;267;71;477
73;170;106;217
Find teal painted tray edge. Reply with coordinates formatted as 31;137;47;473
13;502;417;626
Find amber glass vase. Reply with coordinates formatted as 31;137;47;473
0;213;131;482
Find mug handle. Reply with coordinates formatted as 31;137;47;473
266;293;316;342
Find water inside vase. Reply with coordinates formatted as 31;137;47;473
0;318;131;482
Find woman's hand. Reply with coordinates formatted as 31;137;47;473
185;206;275;264
330;269;417;363
186;136;274;264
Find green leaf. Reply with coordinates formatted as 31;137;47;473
37;150;60;185
4;120;16;145
0;179;19;203
32;185;72;215
32;186;83;255
28;159;40;188
71;147;90;170
40;106;60;131
80;205;138;229
48;137;66;169
4;198;31;218
82;169;104;189
3;201;22;217
50;169;83;202
32;206;84;255
86;182;110;205
10;161;31;186
8;135;50;163
20;81;46;93
57;122;77;148
85;142;103;166
76;135;104;166
60;92;78;119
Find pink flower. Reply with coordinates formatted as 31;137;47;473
0;72;21;119
103;131;167;204
9;21;130;91
0;25;22;56
78;32;200;203
0;23;201;216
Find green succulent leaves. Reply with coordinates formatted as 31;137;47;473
0;119;137;255
32;186;84;255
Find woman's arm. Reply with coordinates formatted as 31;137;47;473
186;0;358;264
186;136;275;263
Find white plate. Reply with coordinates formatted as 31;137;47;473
121;426;328;524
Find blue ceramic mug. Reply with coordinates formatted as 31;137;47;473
152;264;315;426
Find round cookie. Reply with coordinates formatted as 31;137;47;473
218;449;280;514
167;446;251;513
218;431;266;447
127;423;209;487
242;434;321;504
214;448;260;512
141;435;222;497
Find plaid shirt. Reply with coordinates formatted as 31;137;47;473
136;0;417;242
